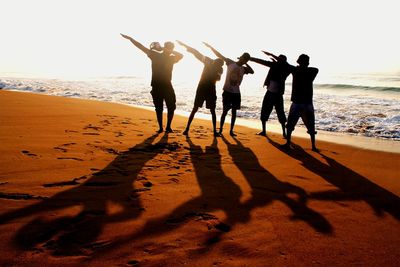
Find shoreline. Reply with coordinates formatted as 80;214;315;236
82;93;400;154
3;89;400;153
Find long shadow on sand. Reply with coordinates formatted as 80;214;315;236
267;137;400;220
96;136;332;259
0;133;170;256
221;136;332;234
104;136;249;250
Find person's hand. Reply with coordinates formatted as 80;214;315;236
202;42;212;48
262;50;272;56
120;33;131;40
176;40;186;47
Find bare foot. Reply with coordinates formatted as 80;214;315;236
257;131;266;136
229;131;237;136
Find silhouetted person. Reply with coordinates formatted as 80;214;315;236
121;34;183;133
204;42;254;136
285;54;319;151
250;51;293;138
177;41;224;136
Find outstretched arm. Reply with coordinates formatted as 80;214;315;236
121;33;150;54
203;42;227;62
262;50;279;61
177;40;205;62
249;57;272;67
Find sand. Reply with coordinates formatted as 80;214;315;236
0;90;399;266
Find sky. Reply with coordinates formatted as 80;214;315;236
1;0;399;84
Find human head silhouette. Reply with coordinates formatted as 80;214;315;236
237;52;250;65
213;58;224;68
163;41;175;54
278;54;287;63
297;54;310;67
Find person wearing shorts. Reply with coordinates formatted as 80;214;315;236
284;54;319;151
249;51;294;138
121;34;183;133
204;42;254;136
177;41;224;136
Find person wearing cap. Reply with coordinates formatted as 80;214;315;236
249;51;294;138
203;42;254;136
177;41;224;137
284;54;319;151
121;34;183;133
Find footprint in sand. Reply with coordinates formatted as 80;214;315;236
53;143;77;152
84;124;104;131
21;150;39;158
57;157;84;161
0;182;9;186
169;178;179;183
127;260;140;266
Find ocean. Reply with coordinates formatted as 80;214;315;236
1;74;399;141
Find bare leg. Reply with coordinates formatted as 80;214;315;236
284;128;292;149
210;108;220;136
310;133;318;152
281;123;287;139
156;110;163;133
183;107;198;135
165;110;174;133
219;108;229;134
230;108;237;136
258;120;266;136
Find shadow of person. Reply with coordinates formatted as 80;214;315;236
221;135;333;234
0;133;169;256
267;137;400;220
100;136;249;253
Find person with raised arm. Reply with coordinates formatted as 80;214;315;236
249;50;294;138
177;41;224;137
203;42;254;136
121;34;183;133
284;54;319;151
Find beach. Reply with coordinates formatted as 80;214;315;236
0;90;400;266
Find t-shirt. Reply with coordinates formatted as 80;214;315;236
222;58;249;94
147;50;181;87
290;66;319;104
198;56;223;87
249;57;293;95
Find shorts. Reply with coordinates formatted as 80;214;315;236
260;90;286;123
151;84;176;112
222;91;241;110
286;103;316;134
194;84;217;109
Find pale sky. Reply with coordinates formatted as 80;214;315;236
1;0;399;83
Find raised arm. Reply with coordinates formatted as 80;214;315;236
203;42;228;62
262;50;279;61
177;40;205;62
244;63;255;74
249;57;273;67
171;49;183;63
121;33;150;54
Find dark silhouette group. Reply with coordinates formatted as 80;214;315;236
121;34;319;150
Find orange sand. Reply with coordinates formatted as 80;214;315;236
0;90;399;266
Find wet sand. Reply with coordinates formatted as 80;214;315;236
0;90;399;266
